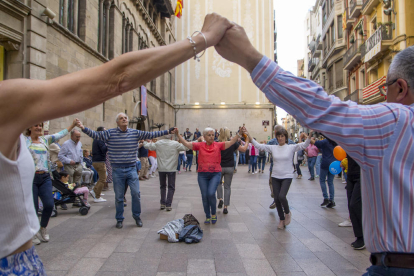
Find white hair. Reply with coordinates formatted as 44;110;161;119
388;46;414;90
203;127;215;136
115;112;129;122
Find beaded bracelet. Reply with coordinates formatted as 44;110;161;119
187;31;207;62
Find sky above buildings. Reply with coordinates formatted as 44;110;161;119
273;0;314;124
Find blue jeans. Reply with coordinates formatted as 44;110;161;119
198;172;221;218
307;156;317;178
319;168;335;201
315;154;322;176
112;166;141;222
239;153;246;164
136;160;141;171
91;166;98;183
33;173;54;228
258;156;266;171
186;154;193;170
177;154;185;171
234;152;237;169
363;265;414;276
250;156;258;172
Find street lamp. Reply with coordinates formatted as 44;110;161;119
128;116;145;130
151;123;165;131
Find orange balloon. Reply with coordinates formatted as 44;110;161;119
333;146;346;161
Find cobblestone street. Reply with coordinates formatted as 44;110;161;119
38;164;371;276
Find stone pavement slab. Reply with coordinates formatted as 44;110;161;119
39;164;371;275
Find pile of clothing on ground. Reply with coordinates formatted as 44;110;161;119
157;214;203;243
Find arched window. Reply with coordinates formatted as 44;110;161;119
98;0;112;57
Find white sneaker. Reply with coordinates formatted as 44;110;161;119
94;197;107;203
32;235;41;245
342;181;347;184
285;212;292;226
37;227;49;242
338;219;352;227
150;174;156;178
90;190;96;199
101;193;105;196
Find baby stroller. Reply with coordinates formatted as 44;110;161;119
52;179;90;216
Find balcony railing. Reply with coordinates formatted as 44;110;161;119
350;0;363;17
345;89;363;103
363;25;392;60
362;0;380;15
360;41;366;57
343;39;363;67
308;58;318;72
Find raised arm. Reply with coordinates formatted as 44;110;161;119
0;14;233;159
237;136;249;152
77;120;111;142
175;129;193;150
243;128;272;153
224;133;240;149
45;118;77;144
294;132;312;152
215;24;398;167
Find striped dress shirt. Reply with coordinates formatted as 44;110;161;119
252;56;414;253
83;127;168;167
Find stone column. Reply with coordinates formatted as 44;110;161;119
125;24;131;52
105;0;111;57
99;0;104;53
62;0;68;28
73;0;78;35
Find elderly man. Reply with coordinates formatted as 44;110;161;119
215;25;414;275
267;125;295;209
58;130;83;184
144;135;188;211
77;113;174;229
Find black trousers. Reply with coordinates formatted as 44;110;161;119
271;178;292;220
159;172;176;207
346;174;363;238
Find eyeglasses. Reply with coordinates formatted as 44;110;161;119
378;79;398;96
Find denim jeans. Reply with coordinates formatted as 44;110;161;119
239;153;246;164
315;154;322;176
307;156;317;178
319;168;335;201
186;154;193;170
198;172;221;218
177;154;186;171
250;156;258;172
258;156;266;171
112;166;141;222
91;166;98;183
363;265;414;276
136;160;141;171
33;173;55;228
295;161;302;176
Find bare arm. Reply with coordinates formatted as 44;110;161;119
224;134;240;149
0;14;233;159
237;136;249;152
175;129;193;150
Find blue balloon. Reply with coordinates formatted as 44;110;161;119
329;161;342;175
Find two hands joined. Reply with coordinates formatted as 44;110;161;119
199;13;263;73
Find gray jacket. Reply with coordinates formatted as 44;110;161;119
144;140;188;172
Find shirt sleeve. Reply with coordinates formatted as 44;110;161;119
192;142;200;151
58;144;72;164
251;56;399;168
83;128;111;142
251;139;273;153
45;129;69;145
177;143;189;152
217;142;226;150
143;141;156;151
137;130;169;140
294;137;311;151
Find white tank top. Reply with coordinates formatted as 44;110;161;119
0;134;39;258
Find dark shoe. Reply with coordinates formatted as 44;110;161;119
223;207;228;214
326;200;336;208
135;217;143;227
61;203;67;210
204;218;211;224
308;177;314;181
166;206;172;211
160;204;166;210
139;177;144;180
124;203;127;207
353;237;365;250
269;201;276;209
320;199;330;207
218;199;224;209
116;221;123;229
211;215;217;224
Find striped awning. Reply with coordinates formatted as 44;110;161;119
363;76;386;99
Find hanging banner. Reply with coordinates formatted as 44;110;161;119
342;11;346;30
175;0;183;18
141;85;147;116
0;45;4;81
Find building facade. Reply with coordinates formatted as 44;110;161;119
174;0;275;142
1;0;176;148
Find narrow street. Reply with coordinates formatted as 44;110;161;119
38;164;370;276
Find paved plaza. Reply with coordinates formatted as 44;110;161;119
38;164;371;276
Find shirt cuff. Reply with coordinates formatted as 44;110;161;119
82;127;89;133
250;56;280;92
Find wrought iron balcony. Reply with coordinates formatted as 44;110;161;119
344;89;363;103
308;58;318;72
343;39;363;70
362;25;393;62
362;0;380;15
349;0;363;18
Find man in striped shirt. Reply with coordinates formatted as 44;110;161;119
77;113;174;229
215;25;414;274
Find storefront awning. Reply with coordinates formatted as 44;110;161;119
363;76;386;99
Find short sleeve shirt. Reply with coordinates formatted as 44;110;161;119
192;142;225;172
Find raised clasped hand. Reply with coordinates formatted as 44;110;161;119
201;13;234;48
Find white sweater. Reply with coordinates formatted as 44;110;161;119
252;138;311;179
